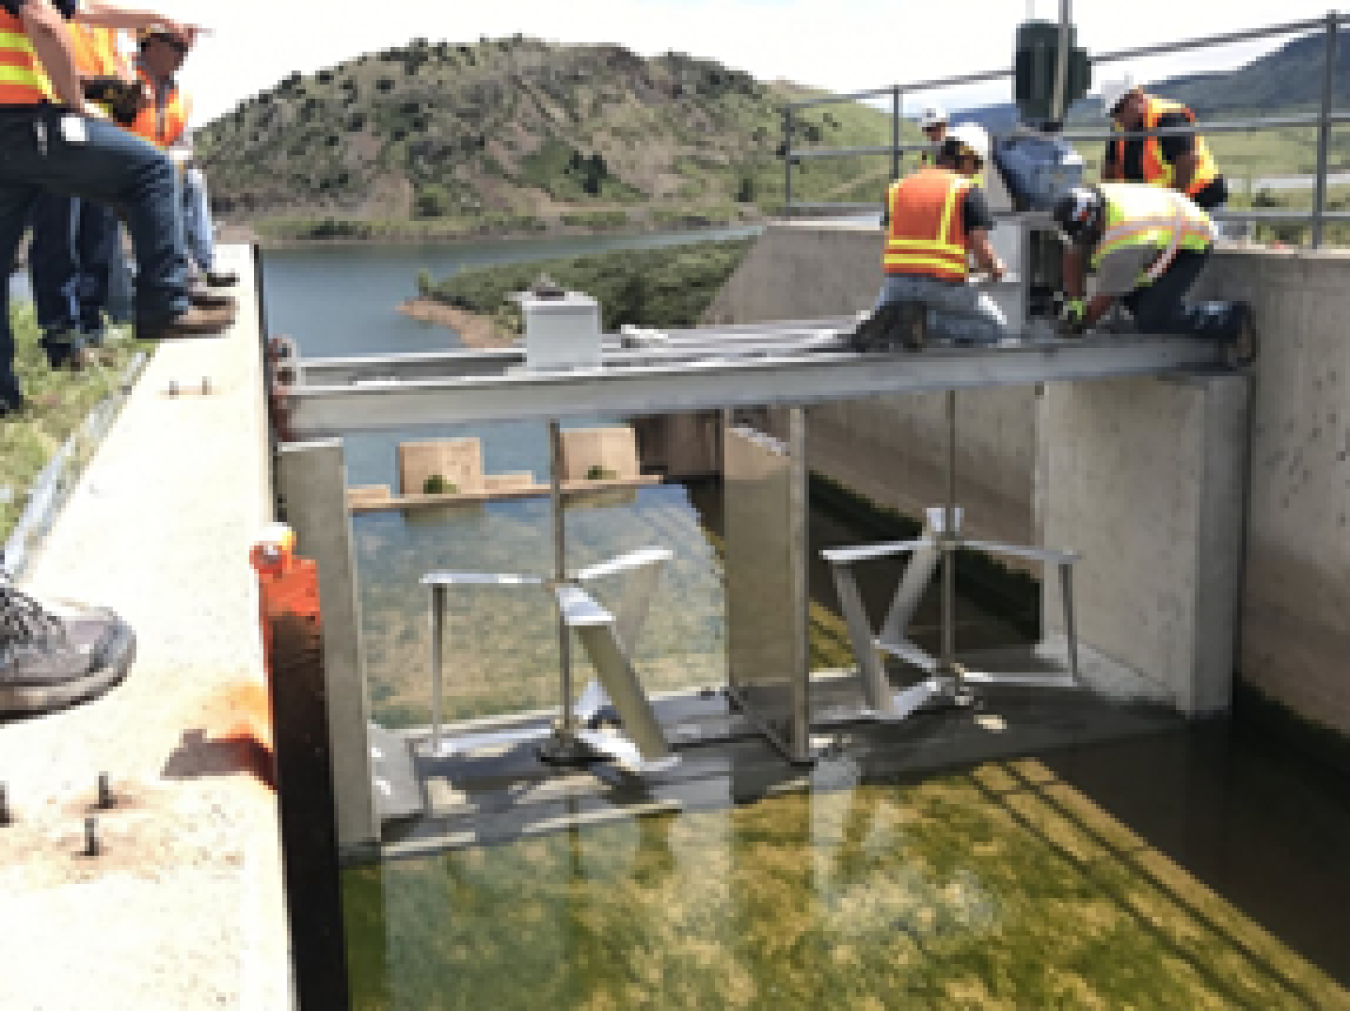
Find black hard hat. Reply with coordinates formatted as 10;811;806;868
1052;187;1104;246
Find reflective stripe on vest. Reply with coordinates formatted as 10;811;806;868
882;167;971;282
126;66;189;147
68;24;125;77
1112;95;1219;198
0;16;48;105
1092;183;1214;284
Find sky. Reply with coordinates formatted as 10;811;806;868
151;0;1345;126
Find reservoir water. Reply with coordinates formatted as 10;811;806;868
248;229;1350;1007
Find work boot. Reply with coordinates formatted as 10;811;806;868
38;329;93;371
205;269;239;288
893;301;927;350
135;304;236;341
188;287;237;312
849;300;927;353
1225;303;1258;369
0;576;136;715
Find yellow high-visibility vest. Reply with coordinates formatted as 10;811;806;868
1093;183;1214;286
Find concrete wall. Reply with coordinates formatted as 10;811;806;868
1191;249;1350;735
710;224;1350;740
1040;375;1250;715
704;222;1038;545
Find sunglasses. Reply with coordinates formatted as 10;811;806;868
149;35;189;55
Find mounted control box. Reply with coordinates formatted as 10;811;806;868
521;291;602;371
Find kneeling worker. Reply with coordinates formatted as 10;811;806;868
862;122;1009;349
1052;183;1254;364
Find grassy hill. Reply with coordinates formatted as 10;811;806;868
196;37;906;241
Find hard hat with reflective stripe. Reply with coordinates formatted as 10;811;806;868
1099;76;1137;118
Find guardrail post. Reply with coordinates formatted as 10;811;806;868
1313;11;1339;248
891;87;902;181
784;106;794;218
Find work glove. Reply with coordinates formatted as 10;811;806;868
1057;297;1087;337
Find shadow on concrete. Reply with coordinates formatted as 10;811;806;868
162;728;276;789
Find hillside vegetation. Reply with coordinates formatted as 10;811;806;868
422;237;754;335
197;37;902;241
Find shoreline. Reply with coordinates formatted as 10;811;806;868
396;298;516;348
222;216;767;251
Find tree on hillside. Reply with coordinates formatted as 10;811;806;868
416;184;452;218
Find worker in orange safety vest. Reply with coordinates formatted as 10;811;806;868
1099;77;1227;211
861;122;1009;347
126;23;190;147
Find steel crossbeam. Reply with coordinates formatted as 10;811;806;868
282;324;1227;438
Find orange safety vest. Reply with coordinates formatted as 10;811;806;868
0;9;48;105
882;167;972;282
125;65;190;147
67;24;125;77
1113;95;1219;198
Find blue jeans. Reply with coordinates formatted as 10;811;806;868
180;166;215;272
0;105;190;406
1123;249;1244;339
875;273;1009;344
28;191;119;349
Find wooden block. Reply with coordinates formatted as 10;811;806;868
397;438;485;495
561;426;639;481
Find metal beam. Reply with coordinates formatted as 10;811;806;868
275;441;378;856
285;334;1229;438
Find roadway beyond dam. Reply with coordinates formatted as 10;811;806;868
703;221;1350;759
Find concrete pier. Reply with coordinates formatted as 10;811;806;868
1040;374;1250;715
0;246;289;1009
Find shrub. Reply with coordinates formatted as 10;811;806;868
586;465;618;481
413;184;450;218
423;474;458;494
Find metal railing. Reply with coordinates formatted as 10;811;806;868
782;11;1348;247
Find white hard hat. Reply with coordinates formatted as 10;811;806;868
918;105;947;130
1099;77;1137;118
947;122;990;164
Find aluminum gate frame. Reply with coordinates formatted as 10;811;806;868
274;321;1228;774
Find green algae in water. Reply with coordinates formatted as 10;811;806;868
342;758;1346;1010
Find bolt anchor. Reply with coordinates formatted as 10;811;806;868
84;817;100;857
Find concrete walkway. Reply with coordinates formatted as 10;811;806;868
0;245;290;1009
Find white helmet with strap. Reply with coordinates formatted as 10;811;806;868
945;122;990;166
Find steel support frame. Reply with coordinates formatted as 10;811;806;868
823;523;1081;722
420;547;679;774
283;334;1228;438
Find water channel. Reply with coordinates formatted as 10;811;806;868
252;231;1350;1008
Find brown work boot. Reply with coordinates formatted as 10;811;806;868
189;287;237;312
135;304;235;341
